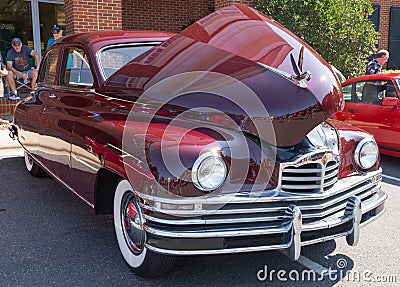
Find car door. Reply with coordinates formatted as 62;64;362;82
376;80;400;152
38;46;80;185
57;46;103;204
31;48;61;166
341;80;400;150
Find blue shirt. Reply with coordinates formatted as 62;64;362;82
365;59;382;75
46;37;55;49
6;45;33;72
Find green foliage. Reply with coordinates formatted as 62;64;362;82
254;0;378;78
384;70;400;74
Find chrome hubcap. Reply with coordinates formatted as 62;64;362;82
25;152;33;170
121;193;144;254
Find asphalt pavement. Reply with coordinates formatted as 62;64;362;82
0;121;399;286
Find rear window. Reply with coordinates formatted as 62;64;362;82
98;44;157;79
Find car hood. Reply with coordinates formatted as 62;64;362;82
103;4;343;147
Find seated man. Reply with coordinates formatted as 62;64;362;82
6;38;40;100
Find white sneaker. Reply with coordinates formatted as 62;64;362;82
9;93;20;100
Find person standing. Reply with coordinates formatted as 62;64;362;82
365;49;389;75
6;37;40;100
46;24;63;49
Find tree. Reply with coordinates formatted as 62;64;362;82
253;0;378;78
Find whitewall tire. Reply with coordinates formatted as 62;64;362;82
24;151;46;177
113;179;176;278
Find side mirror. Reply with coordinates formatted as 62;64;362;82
381;97;399;108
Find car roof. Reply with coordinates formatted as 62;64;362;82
342;73;400;85
57;30;175;52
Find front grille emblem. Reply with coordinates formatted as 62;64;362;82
321;153;329;165
280;152;339;193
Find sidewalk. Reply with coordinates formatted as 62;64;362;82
0;120;23;158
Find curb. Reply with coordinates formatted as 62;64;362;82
0;119;10;128
0;121;23;158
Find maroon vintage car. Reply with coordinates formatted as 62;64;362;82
332;73;400;157
10;4;386;278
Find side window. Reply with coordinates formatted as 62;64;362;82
385;81;398;98
357;81;388;105
38;49;59;84
343;83;362;103
61;47;94;87
342;84;352;101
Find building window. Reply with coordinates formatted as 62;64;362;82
0;0;64;60
370;4;380;32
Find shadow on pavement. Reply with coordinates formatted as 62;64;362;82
0;157;358;287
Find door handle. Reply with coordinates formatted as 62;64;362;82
49;93;58;99
347;108;358;113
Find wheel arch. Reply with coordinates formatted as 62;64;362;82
94;168;123;214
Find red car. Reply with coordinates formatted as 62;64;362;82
333;73;400;157
10;4;386;278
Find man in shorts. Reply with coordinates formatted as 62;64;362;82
6;37;40;100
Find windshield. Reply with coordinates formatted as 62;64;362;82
397;79;400;92
98;44;157;79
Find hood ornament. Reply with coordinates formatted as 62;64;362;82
290;46;311;87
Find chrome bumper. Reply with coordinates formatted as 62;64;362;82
141;170;386;257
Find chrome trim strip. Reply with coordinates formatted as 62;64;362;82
144;197;386;255
281;176;322;181
360;207;386;227
138;169;382;205
300;231;350;246
143;192;386;238
146;241;292;255
361;191;387;213
142;214;286;225
140;177;380;217
143;223;291;238
141;185;380;226
345;196;362;246
301;186;377;219
282;184;321;189
282;168;321;173
286;205;302;260
23;149;95;208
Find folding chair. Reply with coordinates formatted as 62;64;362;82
6;70;33;98
15;73;32;94
6;58;36;98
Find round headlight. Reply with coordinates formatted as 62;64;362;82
192;153;227;192
354;139;379;170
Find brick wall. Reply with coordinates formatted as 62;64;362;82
371;0;400;50
122;0;214;32
65;0;122;34
64;0;255;34
0;100;18;116
214;0;253;10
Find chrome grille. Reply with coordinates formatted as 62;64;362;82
281;160;339;193
141;171;383;238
